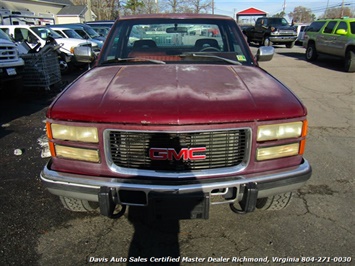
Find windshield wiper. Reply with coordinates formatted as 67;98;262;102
179;53;242;65
102;57;166;65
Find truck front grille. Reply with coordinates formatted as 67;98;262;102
107;129;249;172
0;45;18;62
278;30;296;35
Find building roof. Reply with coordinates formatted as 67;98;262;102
30;0;73;6
57;5;87;16
237;7;267;16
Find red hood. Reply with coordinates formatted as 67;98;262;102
48;65;306;124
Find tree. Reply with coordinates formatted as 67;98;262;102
288;6;315;23
72;0;119;20
72;0;214;19
272;11;285;18
124;0;145;14
189;0;212;13
322;7;355;19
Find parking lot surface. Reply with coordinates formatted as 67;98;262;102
0;45;354;265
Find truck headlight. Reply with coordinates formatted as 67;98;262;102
257;143;299;161
50;124;98;143
257;122;303;141
55;145;99;162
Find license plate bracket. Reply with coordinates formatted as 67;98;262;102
149;192;210;220
6;68;17;76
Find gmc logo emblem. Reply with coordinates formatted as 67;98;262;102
149;147;206;161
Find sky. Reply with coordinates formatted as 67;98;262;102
212;0;355;21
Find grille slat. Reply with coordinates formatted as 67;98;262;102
108;130;249;172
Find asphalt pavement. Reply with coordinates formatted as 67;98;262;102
0;46;354;266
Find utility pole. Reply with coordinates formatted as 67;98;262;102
326;0;330;18
341;0;345;17
282;0;286;14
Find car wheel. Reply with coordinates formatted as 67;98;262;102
263;36;272;46
285;42;295;48
305;43;318;61
256;192;292;211
59;196;99;212
246;37;251;45
58;60;69;74
344;50;355;73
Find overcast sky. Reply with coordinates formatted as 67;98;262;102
213;0;355;20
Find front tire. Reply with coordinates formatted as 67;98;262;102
59;196;99;212
286;42;295;48
256;192;293;211
263;36;272;46
306;43;318;61
344;50;355;72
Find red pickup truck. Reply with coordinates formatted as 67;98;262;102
40;14;311;219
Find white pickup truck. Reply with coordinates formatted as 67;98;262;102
0;25;97;73
0;29;24;89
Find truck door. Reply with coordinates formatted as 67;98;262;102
255;18;267;41
331;21;348;57
14;27;40;48
317;21;337;53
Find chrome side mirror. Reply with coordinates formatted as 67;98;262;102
256;46;274;62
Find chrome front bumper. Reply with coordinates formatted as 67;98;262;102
269;36;297;43
40;159;312;206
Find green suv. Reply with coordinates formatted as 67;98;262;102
303;18;355;72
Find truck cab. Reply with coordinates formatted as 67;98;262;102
244;17;297;48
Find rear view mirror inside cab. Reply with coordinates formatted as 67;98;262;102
166;27;188;34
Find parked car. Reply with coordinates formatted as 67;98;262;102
0;29;24;88
303;17;355;72
50;26;100;55
293;24;309;45
50;23;105;48
41;14;311;220
297;25;309;45
85;20;114;38
0;25;96;73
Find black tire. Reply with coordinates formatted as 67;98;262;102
246;37;251;45
256;192;293;211
286;42;295;48
305;43;318;61
59;196;99;212
263;36;272;46
344;50;355;73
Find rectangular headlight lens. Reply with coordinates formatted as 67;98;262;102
257;143;299;161
55;145;100;162
51;124;98;143
257;122;303;141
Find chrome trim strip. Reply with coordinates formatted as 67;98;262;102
41;159;311;195
103;128;252;178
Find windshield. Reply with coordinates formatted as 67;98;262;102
84;26;101;38
31;27;63;40
99;18;252;66
270;18;290;27
63;29;83;39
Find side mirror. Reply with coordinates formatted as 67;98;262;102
336;29;347;35
73;46;95;63
256;46;274;62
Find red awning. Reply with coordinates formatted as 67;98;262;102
237;7;267;16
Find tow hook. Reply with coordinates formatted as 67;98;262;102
99;187;126;219
230;182;258;214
